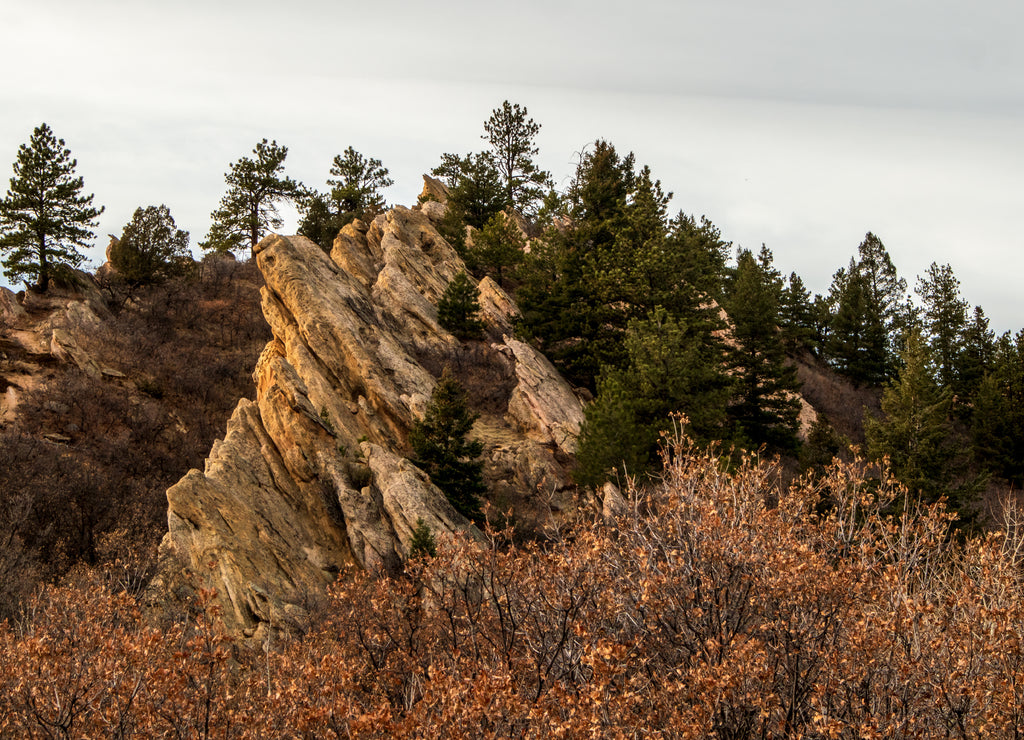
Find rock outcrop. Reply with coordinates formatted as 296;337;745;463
160;204;586;637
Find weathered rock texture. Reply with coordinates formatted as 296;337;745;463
161;205;586;636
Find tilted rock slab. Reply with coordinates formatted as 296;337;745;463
161;205;585;636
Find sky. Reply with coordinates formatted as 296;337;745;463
2;0;1022;331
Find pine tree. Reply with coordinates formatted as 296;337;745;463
517;141;665;391
827;263;887;385
0;123;104;292
431;152;506;231
915;262;969;390
408;517;438;559
864;329;960;507
576;306;732;487
824;234;908;385
201;139;302;254
437;272;485;340
856;232;908;371
409;368;486;523
779;272;818;353
298;147;392;251
109;205;190;285
664;212;730;300
971;330;1024;484
725;248;801;451
955;305;994;404
468;212;525;288
481;100;552;216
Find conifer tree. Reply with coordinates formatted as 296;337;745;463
665;212;730;300
0;124;103;292
779;272;818;353
409;368;486;523
408;517;438;558
865;329;960;507
824;234;908;385
202;139;302;254
826;263;887;384
725;248;801;451
915;262;969;389
971;330;1024;484
576;306;732;487
437;272;485;340
109;205;190;286
856;232;908;367
298;147;392;250
482;100;552;216
957;305;995;404
468;212;525;288
517;141;666;391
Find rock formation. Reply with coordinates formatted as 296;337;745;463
160;202;586;637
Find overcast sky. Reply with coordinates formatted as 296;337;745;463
3;0;1022;331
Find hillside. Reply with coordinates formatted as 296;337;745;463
0;256;269;619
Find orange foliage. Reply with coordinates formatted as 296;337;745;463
2;433;1023;737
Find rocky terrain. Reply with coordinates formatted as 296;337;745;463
157;192;587;637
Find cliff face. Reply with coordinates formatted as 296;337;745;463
160;202;585;636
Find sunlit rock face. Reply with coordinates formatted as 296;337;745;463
160;202;585;636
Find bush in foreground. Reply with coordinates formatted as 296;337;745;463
2;432;1023;737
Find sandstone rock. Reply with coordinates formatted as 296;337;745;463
162;206;587;635
601;481;628;521
502;337;586;454
420;200;447;224
419;174;450;204
477;276;517;337
0;287;25;325
42;302;105;377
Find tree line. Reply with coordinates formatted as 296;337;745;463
2;108;1022;521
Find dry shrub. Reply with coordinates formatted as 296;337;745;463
2;431;1023;737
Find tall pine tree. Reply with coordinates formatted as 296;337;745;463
0;124;103;292
916;262;969;390
725;248;801;451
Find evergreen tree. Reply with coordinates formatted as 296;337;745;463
915;262;968;390
971;330;1024;484
109;205;190;286
0;123;103;292
725;248;801;451
468;212;525;288
409;368;486;523
432;152;506;230
408;517;438;559
576;306;732;487
481;101;552;216
298;147;392;251
864;329;960;507
955;305;994;403
437;272;484;340
665;212;730;300
201;139;302;254
778;271;818;353
856;232;908;369
823;233;908;385
799;414;849;475
517;141;663;391
826;262;887;385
